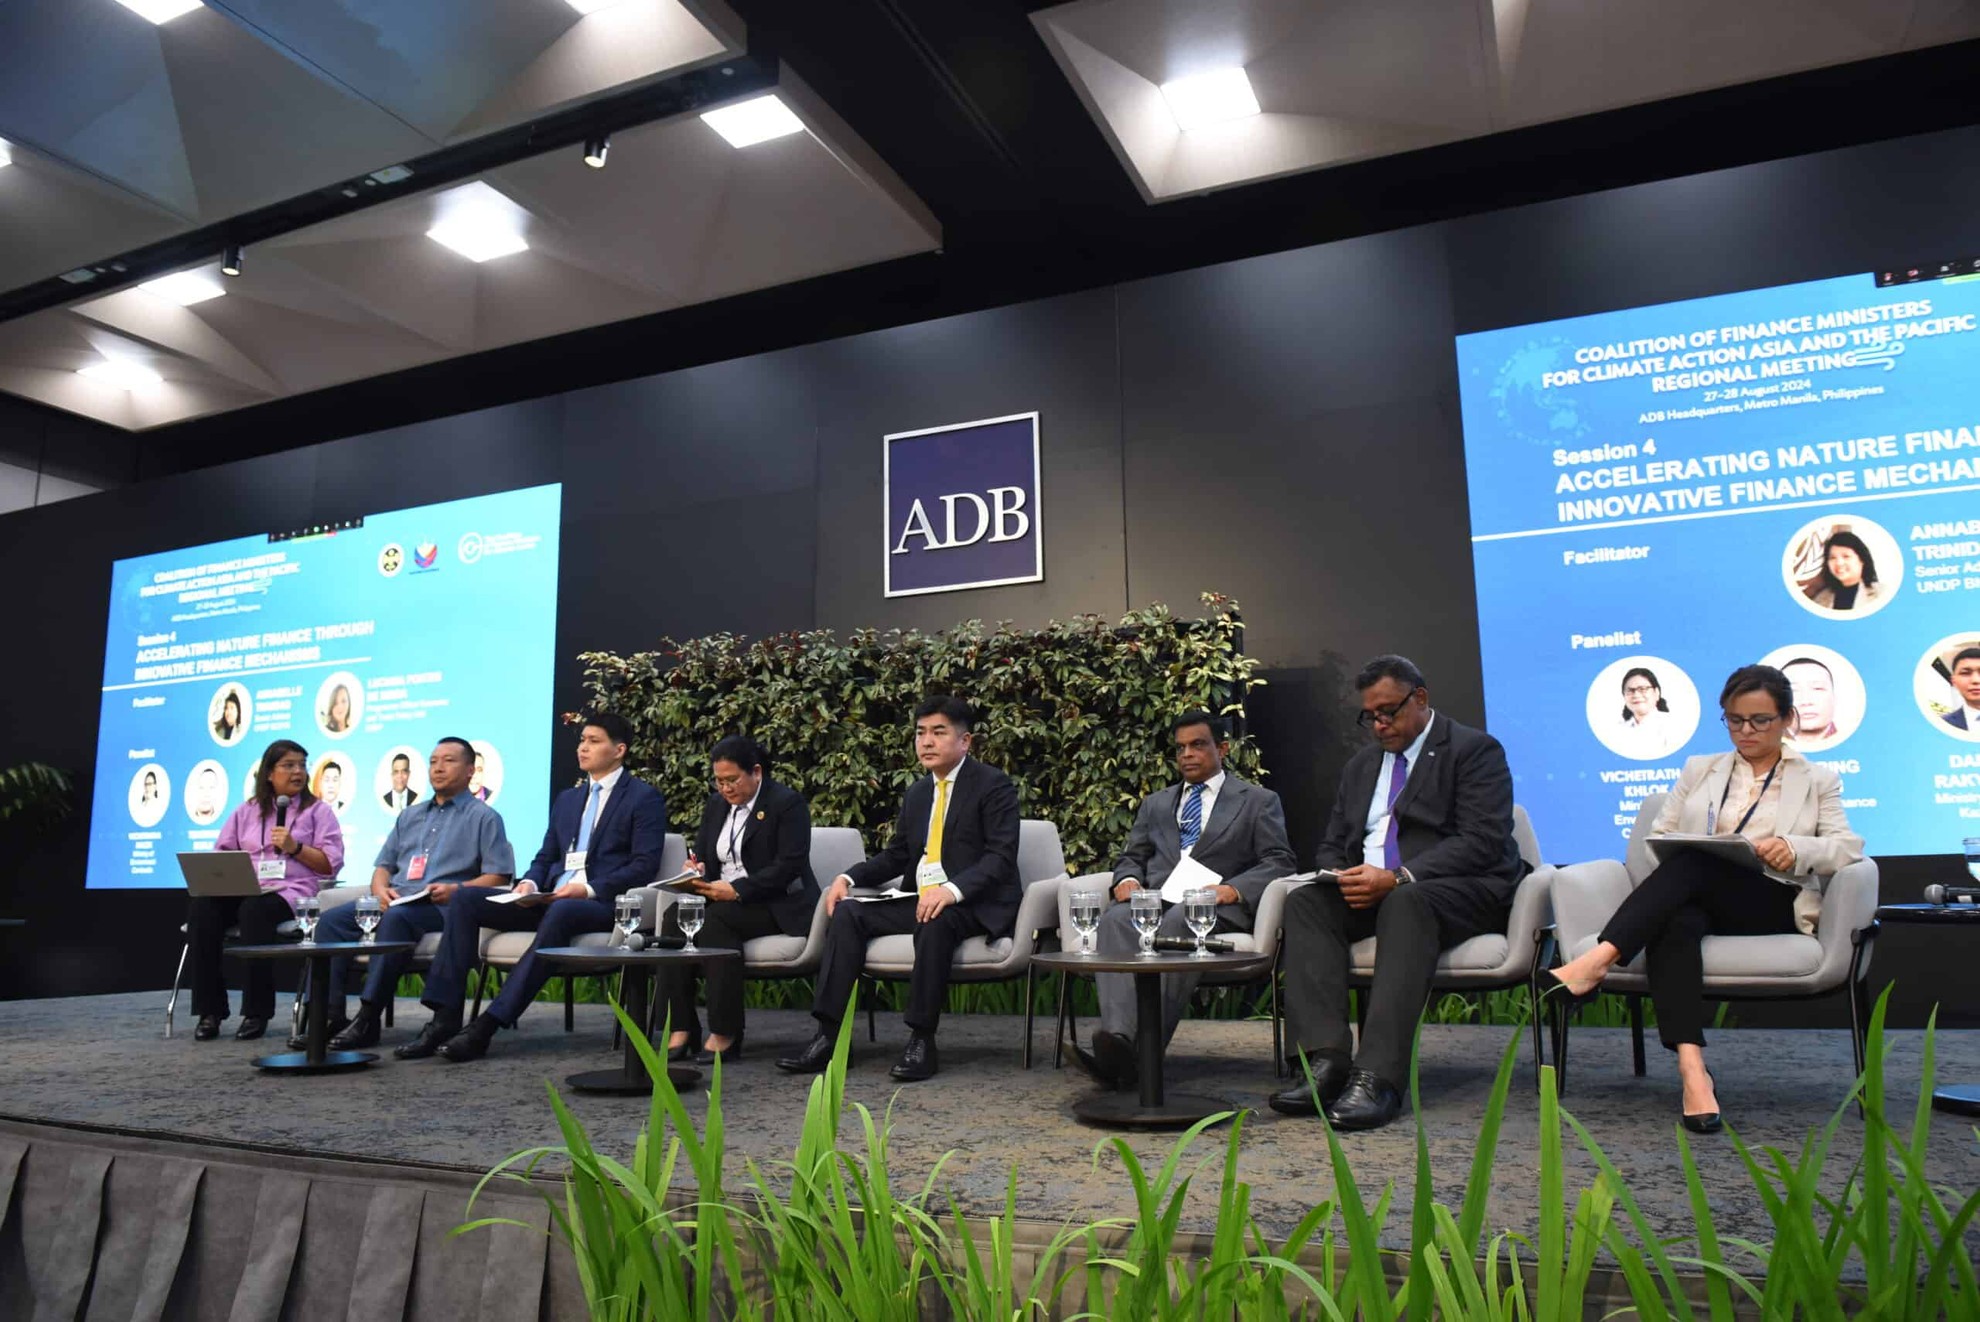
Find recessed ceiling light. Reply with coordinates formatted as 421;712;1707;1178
78;360;163;389
110;0;205;24
700;96;806;149
426;215;529;263
1159;67;1261;132
139;271;226;306
565;0;629;13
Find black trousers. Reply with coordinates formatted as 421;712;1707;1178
1598;850;1798;1050
658;900;786;1038
187;892;294;1019
1282;876;1508;1086
810;899;988;1036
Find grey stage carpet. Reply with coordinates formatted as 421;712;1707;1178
2;992;1975;1259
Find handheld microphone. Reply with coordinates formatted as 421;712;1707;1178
1923;883;1980;906
1151;935;1236;954
274;794;291;827
624;932;648;952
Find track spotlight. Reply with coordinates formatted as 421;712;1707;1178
582;135;610;169
220;244;244;277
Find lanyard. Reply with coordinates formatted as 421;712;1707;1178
413;799;460;873
722;804;748;863
1717;758;1779;836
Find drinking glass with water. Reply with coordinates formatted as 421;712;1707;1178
1130;889;1163;956
1068;888;1103;955
355;895;381;944
614;894;640;947
295;895;321;945
1183;887;1218;957
677;894;706;953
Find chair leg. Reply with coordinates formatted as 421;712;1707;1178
1629;995;1647;1076
165;941;191;1038
471;963;486;1020
1021;965;1037;1070
864;979;877;1042
1270;950;1286;1078
1053;971;1071;1068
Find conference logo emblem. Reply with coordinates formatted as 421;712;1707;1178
412;543;439;571
883;412;1042;598
457;531;484;565
376;543;404;577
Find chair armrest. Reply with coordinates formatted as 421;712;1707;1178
634;884;675;934
1247;875;1315;959
1013;876;1065;946
1057;872;1116;936
1814;858;1880;983
1503;865;1556;954
314;884;367;913
1549;859;1632;956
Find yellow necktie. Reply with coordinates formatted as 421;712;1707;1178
920;776;950;891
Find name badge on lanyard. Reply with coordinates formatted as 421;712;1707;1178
257;858;287;882
564;850;587;875
915;861;949;894
408;854;429;881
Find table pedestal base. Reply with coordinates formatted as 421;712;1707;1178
1072;1090;1238;1130
1932;1084;1980;1117
565;1065;701;1096
251;1049;379;1074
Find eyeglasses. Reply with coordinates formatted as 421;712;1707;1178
713;774;751;790
273;759;307;772
1357;691;1420;729
1721;713;1782;733
1622;684;1658;696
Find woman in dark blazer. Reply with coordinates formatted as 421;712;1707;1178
660;735;817;1064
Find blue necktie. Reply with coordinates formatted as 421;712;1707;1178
1382;753;1408;870
1179;783;1204;851
560;780;602;885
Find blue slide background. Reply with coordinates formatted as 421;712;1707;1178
1458;272;1980;862
87;483;562;888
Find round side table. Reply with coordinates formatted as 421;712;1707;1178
1872;903;1980;1117
534;945;742;1095
229;940;415;1073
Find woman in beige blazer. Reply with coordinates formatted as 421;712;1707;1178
1543;664;1863;1133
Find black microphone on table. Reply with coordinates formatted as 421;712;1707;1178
1151;935;1237;954
1923;883;1980;906
275;794;290;827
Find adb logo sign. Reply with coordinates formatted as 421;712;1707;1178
883;412;1042;598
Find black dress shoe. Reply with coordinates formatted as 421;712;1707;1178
1682;1069;1723;1134
666;1034;702;1064
438;1016;497;1063
1323;1070;1404;1132
1089;1030;1138;1091
776;1030;836;1074
193;1015;222;1041
1266;1054;1352;1116
235;1017;268;1041
393;1018;459;1060
329;1014;381;1051
888;1035;938;1082
289;1017;349;1052
696;1034;743;1066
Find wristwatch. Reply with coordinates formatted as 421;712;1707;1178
1394;866;1415;887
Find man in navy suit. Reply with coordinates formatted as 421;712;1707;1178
777;695;1020;1082
1942;646;1980;732
406;711;668;1062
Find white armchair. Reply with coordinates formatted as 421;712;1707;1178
1547;795;1880;1092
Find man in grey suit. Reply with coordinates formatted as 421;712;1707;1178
1268;655;1527;1131
1078;710;1295;1090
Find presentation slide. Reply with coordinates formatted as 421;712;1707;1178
86;483;562;889
1458;269;1980;862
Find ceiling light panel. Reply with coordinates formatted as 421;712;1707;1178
140;271;227;306
0;142;11;169
1159;67;1261;131
110;0;205;24
701;95;806;148
78;360;164;389
565;0;630;13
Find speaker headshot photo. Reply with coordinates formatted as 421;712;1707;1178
376;746;424;813
1916;635;1980;739
129;763;170;828
208;682;252;748
315;671;363;739
1586;656;1698;762
1782;515;1900;620
1756;644;1866;753
311;752;355;813
185;759;229;826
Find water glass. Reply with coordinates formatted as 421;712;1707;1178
355;895;381;944
1130;889;1163;956
1068;887;1103;955
676;894;706;954
294;895;321;945
1966;837;1980;883
1183;887;1218;957
614;893;640;947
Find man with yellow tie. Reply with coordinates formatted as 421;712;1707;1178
777;695;1020;1081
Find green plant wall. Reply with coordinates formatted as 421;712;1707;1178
574;593;1265;875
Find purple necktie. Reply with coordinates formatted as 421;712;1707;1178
1382;752;1408;870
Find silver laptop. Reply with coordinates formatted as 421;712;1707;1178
177;850;265;897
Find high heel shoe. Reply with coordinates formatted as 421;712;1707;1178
696;1033;743;1066
1536;968;1602;1009
1681;1069;1723;1134
665;1030;702;1064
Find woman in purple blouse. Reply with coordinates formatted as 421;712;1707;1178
188;739;345;1040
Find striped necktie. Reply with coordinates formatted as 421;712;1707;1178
1179;782;1204;851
